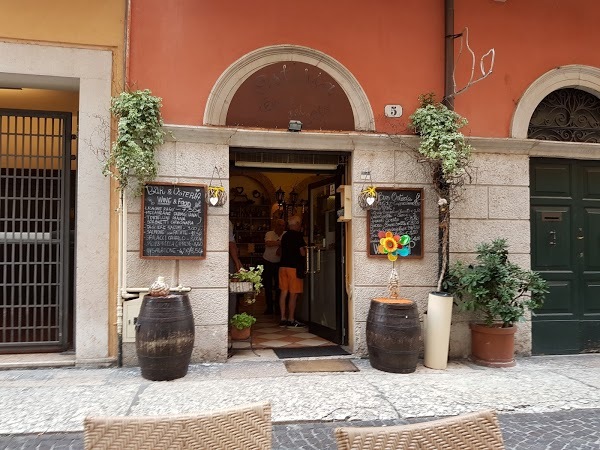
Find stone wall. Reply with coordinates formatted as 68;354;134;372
124;129;535;363
349;144;532;358
125;140;231;363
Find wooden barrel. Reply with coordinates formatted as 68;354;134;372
136;293;195;381
366;298;421;373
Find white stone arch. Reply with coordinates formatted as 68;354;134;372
511;65;600;139
204;44;375;132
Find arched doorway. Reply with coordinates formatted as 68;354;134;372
207;45;369;353
529;87;600;354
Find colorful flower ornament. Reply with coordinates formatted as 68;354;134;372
377;231;412;261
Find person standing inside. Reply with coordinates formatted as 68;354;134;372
262;218;285;315
229;220;242;319
278;215;306;327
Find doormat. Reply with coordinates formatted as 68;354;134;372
273;345;350;359
284;359;359;373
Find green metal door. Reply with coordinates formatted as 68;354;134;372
530;158;600;354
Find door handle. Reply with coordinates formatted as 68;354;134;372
549;230;557;246
315;248;321;273
304;246;321;274
577;227;584;240
306;246;317;274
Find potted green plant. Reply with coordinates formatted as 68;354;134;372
229;312;257;340
445;238;548;367
230;265;263;293
408;93;472;370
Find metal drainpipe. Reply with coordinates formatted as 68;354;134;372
444;0;455;111
117;0;132;368
439;0;454;285
117;191;124;367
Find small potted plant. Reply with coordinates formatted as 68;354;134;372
229;312;257;340
445;238;548;367
229;265;264;305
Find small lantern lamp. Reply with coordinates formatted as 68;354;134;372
289;187;299;205
207;167;227;207
275;187;285;206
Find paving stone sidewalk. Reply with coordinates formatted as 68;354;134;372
2;409;600;449
0;354;599;448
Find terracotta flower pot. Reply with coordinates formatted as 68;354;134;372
469;323;517;368
230;326;251;341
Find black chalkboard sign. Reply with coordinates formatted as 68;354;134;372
141;182;207;259
367;188;423;259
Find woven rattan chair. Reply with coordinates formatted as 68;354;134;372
334;409;505;450
84;402;271;450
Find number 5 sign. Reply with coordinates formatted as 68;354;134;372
384;104;403;118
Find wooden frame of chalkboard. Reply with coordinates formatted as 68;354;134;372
367;187;424;259
140;182;207;259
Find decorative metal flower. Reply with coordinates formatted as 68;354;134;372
377;231;411;261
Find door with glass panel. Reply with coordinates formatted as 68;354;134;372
306;176;345;344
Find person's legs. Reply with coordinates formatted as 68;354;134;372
287;273;305;327
273;262;281;314
263;260;275;314
287;292;298;322
278;267;289;326
278;289;288;326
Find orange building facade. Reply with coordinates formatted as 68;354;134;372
121;0;600;362
2;0;599;366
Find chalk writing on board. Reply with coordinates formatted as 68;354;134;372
367;188;423;258
141;183;207;259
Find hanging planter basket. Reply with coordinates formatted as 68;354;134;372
357;172;379;210
229;281;253;293
240;292;256;306
206;167;227;207
358;186;379;210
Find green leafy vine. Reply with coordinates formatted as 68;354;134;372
103;89;165;196
408;93;472;186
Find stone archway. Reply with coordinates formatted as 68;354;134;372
204;45;375;131
511;65;600;139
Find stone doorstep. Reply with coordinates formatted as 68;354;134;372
0;353;76;370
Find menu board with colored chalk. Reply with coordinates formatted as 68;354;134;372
367;188;423;258
141;183;207;259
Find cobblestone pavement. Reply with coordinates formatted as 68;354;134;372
0;354;599;448
2;409;599;449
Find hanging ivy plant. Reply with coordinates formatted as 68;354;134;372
408;93;472;183
408;93;473;292
103;89;166;196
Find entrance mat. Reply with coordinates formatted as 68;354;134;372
273;345;350;359
284;359;359;373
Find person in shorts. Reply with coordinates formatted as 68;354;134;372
228;220;242;319
278;215;306;328
262;218;285;315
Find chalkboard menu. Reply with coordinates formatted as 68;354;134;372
141;182;207;259
367;188;423;258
